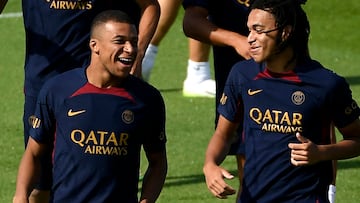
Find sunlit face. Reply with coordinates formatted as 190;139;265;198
247;9;280;63
93;21;138;79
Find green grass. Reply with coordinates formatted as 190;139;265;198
1;0;360;202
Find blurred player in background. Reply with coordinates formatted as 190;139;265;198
203;0;360;202
142;0;215;98
182;0;252;197
20;0;159;202
13;10;167;203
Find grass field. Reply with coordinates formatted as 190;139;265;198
0;1;359;202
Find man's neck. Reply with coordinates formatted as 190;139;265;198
266;47;296;73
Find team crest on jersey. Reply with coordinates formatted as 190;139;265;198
122;110;134;124
291;91;305;105
220;93;228;105
29;115;41;129
345;101;359;115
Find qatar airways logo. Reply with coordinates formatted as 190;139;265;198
70;129;128;156
235;0;251;7
46;0;93;10
249;108;303;133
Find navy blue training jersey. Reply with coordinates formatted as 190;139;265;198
30;68;166;203
219;59;360;202
182;0;251;105
22;0;140;97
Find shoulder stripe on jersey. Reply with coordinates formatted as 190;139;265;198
71;83;135;102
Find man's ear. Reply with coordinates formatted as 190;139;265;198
281;25;292;41
90;39;99;54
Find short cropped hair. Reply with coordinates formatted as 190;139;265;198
90;10;135;37
251;0;310;62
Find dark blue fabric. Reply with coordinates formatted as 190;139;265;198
220;59;360;202
30;68;166;202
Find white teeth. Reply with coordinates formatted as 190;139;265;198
118;57;133;65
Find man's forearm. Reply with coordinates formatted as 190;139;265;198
132;0;160;77
139;152;167;203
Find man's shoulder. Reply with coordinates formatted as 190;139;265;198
41;68;85;94
232;59;261;74
126;76;164;103
49;68;84;84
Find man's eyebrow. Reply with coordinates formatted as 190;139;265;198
252;24;265;29
113;34;126;38
112;35;138;43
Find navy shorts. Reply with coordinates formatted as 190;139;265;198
24;95;52;190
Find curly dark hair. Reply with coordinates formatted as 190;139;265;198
251;0;310;63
